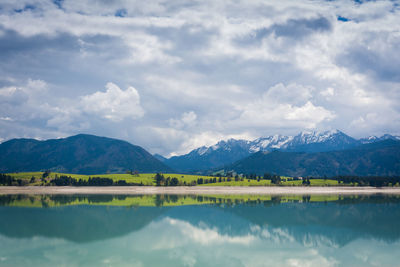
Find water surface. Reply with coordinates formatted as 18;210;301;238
0;194;399;266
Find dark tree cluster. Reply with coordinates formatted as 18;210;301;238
245;174;259;179
333;175;399;187
49;176;141;186
0;174;28;186
261;173;282;184
42;170;51;178
237;172;281;184
155;173;224;186
0;174;15;185
155;173;181;186
155;172;287;186
196;177;218;185
302;178;311;186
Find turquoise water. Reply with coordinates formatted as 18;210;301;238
0;194;399;266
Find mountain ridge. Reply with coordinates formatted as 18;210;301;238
162;130;400;173
0;134;172;174
226;139;400;177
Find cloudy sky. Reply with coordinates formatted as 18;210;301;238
0;0;399;156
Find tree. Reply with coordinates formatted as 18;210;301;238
302;178;311;186
170;177;179;186
155;173;165;186
271;175;281;185
264;173;272;180
42;170;51;178
0;174;15;185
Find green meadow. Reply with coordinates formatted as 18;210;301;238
4;172;340;186
6;172;220;186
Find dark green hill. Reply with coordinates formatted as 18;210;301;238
0;134;172;174
227;140;400;176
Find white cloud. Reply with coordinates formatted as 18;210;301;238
0;86;28;104
263;83;314;106
285;101;335;125
320;87;334;99
168;111;197;129
0;117;13;121
233;83;335;130
0;0;400;154
81;82;144;122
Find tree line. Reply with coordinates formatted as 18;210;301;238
154;173;284;186
0;174;29;186
2;173;399;187
49;176;143;186
332;175;399;187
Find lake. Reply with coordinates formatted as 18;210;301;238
0;194;399;266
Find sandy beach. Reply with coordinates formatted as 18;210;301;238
1;186;400;195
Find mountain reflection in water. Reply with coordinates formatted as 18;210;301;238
0;194;399;266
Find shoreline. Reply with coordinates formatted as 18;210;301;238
1;186;400;195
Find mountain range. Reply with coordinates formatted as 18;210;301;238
0;134;172;174
227;139;400;177
0;130;399;176
163;130;400;173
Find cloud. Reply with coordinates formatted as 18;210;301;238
0;116;13;121
233;83;335;130
0;79;147;143
337;36;400;82
168;111;197;129
0;86;28;104
272;16;332;39
263;83;314;105
0;0;399;155
320;87;335;99
81;82;144;122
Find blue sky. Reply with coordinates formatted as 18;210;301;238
0;0;399;156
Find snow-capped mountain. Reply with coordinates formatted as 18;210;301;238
249;135;293;153
166;139;252;173
359;134;400;144
247;130;357;153
193;139;251;156
283;130;358;152
163;130;399;173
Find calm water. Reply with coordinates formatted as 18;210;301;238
0;194;400;267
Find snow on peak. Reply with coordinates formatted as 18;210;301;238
360;134;400;144
189;130;395;157
381;134;400;140
249;135;293;152
295;130;342;144
195;138;250;155
196;146;209;155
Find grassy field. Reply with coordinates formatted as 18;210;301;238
6;172;222;186
5;172;340;186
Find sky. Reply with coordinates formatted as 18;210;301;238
0;0;399;156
